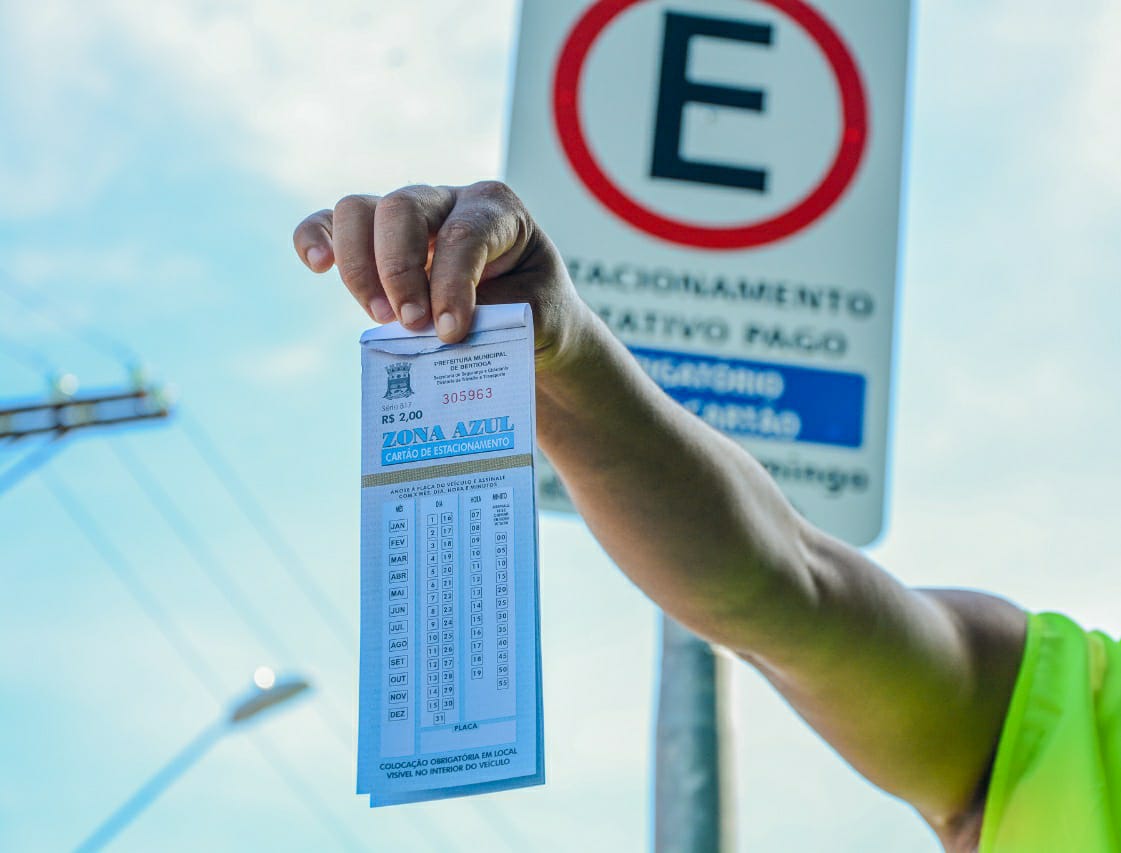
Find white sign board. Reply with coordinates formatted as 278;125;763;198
505;0;911;546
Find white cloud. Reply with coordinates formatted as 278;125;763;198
0;246;205;290
1070;3;1121;204
0;3;127;219
104;0;516;203
1;0;518;217
0;245;211;355
890;0;1121;630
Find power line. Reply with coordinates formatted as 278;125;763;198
108;438;356;753
0;435;66;495
0;280;139;364
40;469;229;706
178;412;357;654
110;439;301;661
0;336;56;375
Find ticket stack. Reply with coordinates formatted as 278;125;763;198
357;304;545;806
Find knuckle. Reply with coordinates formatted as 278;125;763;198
378;188;424;220
440;217;484;247
336;257;375;287
396;184;433;200
378;256;423;287
294;212;327;243
334;194;371;219
469;180;517;206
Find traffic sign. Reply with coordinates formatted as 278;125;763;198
506;0;911;546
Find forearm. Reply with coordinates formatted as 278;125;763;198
535;305;819;652
534;309;1025;822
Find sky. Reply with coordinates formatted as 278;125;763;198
2;0;1120;850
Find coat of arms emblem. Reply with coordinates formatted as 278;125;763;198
384;362;415;400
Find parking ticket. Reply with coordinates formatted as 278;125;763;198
357;303;545;806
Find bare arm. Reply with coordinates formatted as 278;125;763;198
294;182;1027;840
539;303;1025;837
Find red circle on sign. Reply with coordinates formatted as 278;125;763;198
552;0;869;250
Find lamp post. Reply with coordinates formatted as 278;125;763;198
73;670;311;853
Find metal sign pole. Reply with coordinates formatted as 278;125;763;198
654;615;732;853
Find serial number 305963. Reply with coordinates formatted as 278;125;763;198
443;388;493;405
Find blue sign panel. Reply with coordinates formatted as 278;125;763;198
629;347;866;449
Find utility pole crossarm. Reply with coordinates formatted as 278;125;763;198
0;389;171;441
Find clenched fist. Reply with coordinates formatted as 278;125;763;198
293;181;589;373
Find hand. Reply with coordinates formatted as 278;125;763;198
293;181;586;370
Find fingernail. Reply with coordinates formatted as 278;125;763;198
369;296;393;323
436;312;457;338
400;302;425;327
307;246;328;268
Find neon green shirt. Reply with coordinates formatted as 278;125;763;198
980;612;1121;851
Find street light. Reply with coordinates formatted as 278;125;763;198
73;670;312;853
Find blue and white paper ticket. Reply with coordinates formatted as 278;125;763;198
357;304;544;806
